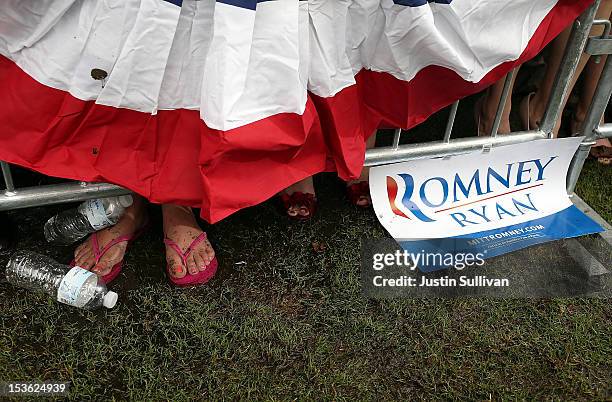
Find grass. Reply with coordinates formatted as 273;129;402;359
0;93;611;400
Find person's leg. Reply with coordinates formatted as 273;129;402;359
162;204;216;279
346;130;377;207
519;26;575;134
571;54;608;133
520;1;612;136
74;195;148;276
476;71;517;135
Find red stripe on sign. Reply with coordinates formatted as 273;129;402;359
435;183;545;213
386;177;411;219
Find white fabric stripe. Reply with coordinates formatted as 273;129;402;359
96;0;180;112
5;0;180;113
308;1;357;97
0;0;559;130
158;0;216;111
200;1;305;130
200;3;257;129
307;0;557;96
366;0;558;82
0;0;74;54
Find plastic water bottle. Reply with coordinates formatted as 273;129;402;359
5;251;118;310
44;195;133;245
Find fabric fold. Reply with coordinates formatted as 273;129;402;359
0;0;594;222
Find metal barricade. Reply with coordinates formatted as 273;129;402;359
0;1;611;221
365;1;612;243
365;1;611;170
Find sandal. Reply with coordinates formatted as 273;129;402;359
590;145;612;165
278;192;317;221
70;222;150;284
346;181;371;208
164;232;218;287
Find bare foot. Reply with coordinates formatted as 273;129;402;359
73;196;148;276
162;204;216;279
279;176;316;218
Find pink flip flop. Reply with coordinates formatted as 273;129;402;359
70;224;149;284
164;232;218;287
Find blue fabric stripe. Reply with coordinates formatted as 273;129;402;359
163;0;453;10
216;0;276;11
213;0;447;11
393;0;452;6
181;0;453;11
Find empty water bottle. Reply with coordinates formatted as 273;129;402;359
5;251;118;310
44;195;133;245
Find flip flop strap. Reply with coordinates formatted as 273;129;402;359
91;231;134;264
164;232;208;267
280;192;317;212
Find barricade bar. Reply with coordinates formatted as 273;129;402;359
491;69;516;137
596;123;612;138
392;128;402;149
587;19;611;62
365;130;546;167
567;42;612;193
540;1;600;137
443;101;459;143
0;161;15;193
0;182;131;211
586;38;612;56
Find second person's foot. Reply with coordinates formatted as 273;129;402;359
162;204;217;285
73;196;148;281
278;176;317;220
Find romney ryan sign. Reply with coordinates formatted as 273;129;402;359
370;137;603;271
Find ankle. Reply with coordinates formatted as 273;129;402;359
284;177;315;196
529;95;546;125
162;204;199;232
357;167;370;182
121;199;147;227
121;210;146;229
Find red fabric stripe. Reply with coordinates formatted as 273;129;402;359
0;57;327;222
0;0;591;222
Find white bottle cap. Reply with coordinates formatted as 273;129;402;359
117;195;133;208
103;291;118;309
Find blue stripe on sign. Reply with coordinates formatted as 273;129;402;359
399;205;603;272
393;0;452;6
163;0;183;6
